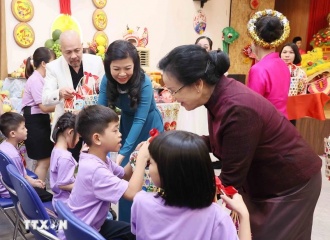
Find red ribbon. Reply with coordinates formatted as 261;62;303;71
59;0;71;15
83;71;99;85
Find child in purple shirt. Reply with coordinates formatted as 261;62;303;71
0;112;45;198
66;105;149;240
50;112;78;211
131;131;251;240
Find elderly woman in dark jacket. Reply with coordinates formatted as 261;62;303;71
158;44;321;240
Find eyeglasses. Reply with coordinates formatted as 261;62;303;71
167;85;186;96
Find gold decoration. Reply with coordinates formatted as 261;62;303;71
247;9;290;49
92;9;107;31
11;0;34;22
92;0;107;8
13;22;35;48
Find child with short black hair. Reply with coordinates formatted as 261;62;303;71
67;105;148;240
50;112;78;211
0;112;45;198
131;130;251;240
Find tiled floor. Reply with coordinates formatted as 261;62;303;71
1;158;329;240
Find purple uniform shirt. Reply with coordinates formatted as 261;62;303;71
21;70;47;114
248;52;291;118
0;141;27;198
131;191;238;240
67;152;128;231
50;147;77;210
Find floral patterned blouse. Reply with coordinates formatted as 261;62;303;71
288;63;308;96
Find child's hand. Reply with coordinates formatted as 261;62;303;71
135;141;146;151
221;193;249;218
33;179;46;189
136;141;150;166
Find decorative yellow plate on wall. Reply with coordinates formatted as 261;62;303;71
92;0;107;8
93;31;109;47
92;9;107;31
11;0;34;22
13;22;35;48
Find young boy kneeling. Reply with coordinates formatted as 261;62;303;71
67;105;148;240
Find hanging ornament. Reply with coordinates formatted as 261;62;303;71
92;9;107;31
60;0;71;15
13;22;35;48
11;0;34;22
250;0;260;10
222;27;239;54
51;0;82;35
92;0;107;9
193;9;207;35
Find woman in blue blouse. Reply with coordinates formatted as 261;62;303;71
98;40;164;222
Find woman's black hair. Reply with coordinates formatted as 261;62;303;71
52;112;77;145
255;16;284;44
280;42;302;65
104;40;145;110
148;130;216;209
76;105;119;146
158;45;229;86
195;36;213;50
25;47;53;79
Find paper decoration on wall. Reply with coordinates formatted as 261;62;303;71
13;22;35;48
123;26;149;48
92;9;107;30
250;0;260;10
11;0;34;22
51;15;81;36
193;9;207;35
51;1;82;36
222;27;239;54
92;0;107;8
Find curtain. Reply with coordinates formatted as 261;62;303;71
306;0;330;51
0;0;8;79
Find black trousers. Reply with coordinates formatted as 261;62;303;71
99;219;135;240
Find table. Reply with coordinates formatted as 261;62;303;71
287;93;330;154
287;93;330;120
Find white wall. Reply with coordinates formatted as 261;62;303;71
5;0;230;73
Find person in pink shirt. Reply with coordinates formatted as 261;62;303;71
22;47;56;181
50;112;78;211
66;105;149;240
0;112;45;198
247;10;291;118
131;131;251;240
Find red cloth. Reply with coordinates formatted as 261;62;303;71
287;93;330;120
